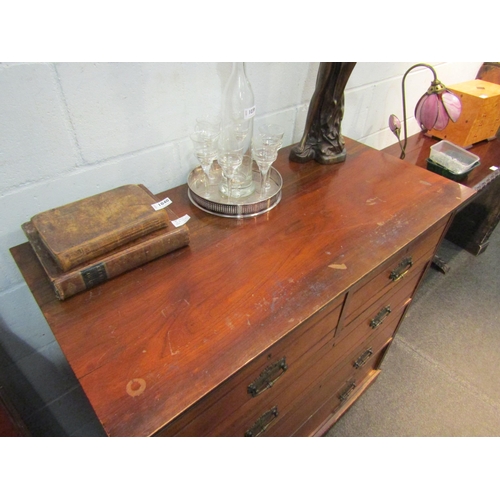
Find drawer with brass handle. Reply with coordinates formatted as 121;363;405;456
231;263;420;437
219;286;410;436
244;406;279;437
210;311;359;436
342;219;446;327
156;293;345;436
267;324;393;437
335;268;424;345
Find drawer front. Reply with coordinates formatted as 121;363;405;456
250;304;402;436
155;294;344;437
283;234;438;437
286;262;430;436
292;368;382;437
267;324;393;437
336;262;426;345
329;297;406;371
224;287;404;437
342;220;445;327
204;297;348;437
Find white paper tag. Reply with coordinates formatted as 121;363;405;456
171;214;190;227
244;106;256;120
152;197;172;211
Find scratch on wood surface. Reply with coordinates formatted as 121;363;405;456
366;197;385;205
167;330;180;355
328;263;347;270
94;349;109;367
420;180;432;186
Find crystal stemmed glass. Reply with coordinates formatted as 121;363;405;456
258;124;284;150
190;129;219;196
252;134;278;197
256;124;284;192
217;133;243;204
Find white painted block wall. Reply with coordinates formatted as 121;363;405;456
0;61;482;435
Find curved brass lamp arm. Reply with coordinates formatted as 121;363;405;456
400;63;442;159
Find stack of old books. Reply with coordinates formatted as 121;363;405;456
22;184;189;300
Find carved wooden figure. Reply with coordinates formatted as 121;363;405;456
290;62;356;164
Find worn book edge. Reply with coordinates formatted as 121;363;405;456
22;207;189;300
31;184;170;272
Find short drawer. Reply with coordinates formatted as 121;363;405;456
342;219;446;327
329;298;405;372
267;324;392;437
336;261;426;344
155;294;344;437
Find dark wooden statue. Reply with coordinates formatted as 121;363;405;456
290;62;356;164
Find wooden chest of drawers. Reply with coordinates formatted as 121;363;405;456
10;139;474;437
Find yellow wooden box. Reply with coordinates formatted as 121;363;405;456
428;79;500;147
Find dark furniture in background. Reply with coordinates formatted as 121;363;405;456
0;385;30;436
383;133;500;255
10;140;473;436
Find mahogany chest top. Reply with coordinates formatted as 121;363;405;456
10;139;474;436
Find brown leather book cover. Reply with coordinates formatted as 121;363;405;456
30;184;170;272
22;207;189;300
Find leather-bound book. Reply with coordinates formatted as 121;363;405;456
30;184;170;272
22;207;189;300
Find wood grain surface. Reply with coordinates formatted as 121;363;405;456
11;139;474;436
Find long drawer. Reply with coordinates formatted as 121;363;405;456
155;293;344;437
267;323;393;437
341;219;446;327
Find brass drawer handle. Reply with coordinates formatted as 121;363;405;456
354;348;373;369
370;305;391;329
390;256;413;282
244;406;279;437
339;382;356;403
247;357;288;397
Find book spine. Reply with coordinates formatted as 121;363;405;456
54;227;189;300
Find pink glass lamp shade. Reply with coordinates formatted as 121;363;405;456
389;63;462;159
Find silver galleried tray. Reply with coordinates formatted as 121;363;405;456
187;164;282;219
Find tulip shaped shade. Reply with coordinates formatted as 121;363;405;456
389;63;462;159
